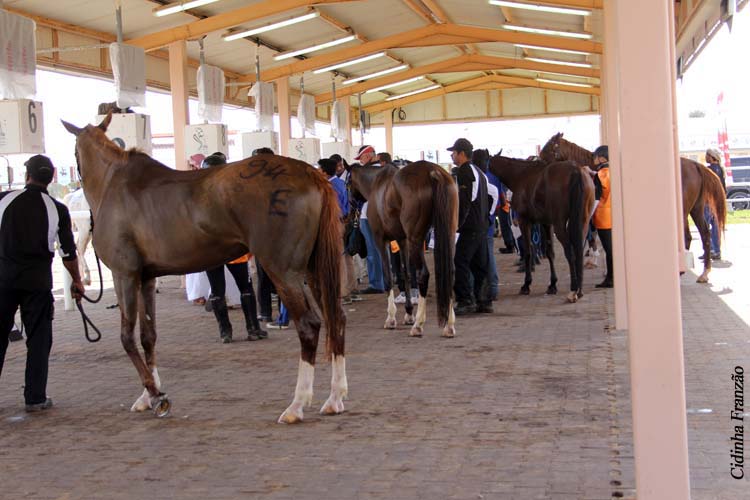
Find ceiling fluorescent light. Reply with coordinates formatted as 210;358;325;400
313;52;387;74
274;35;357;61
503;24;592;39
525;57;592;68
536;78;593;88
515;43;590;56
385;84;441;101
366;76;425;94
154;0;221;17
342;64;409;85
489;0;590;16
223;12;319;41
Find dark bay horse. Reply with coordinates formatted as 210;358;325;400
488;153;595;302
349;162;458;337
542;133;726;283
62;115;346;423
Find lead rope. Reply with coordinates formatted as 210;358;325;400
76;210;104;342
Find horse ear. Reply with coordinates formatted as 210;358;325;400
98;111;113;132
61;120;83;136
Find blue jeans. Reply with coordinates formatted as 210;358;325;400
278;302;289;325
359;218;385;291
703;205;720;254
487;234;498;299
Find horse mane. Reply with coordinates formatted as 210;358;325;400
557;137;594;167
491;152;547;169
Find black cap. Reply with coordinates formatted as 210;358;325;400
25;154;55;184
447;138;473;154
593;145;609;160
318;158;338;176
329;153;343;163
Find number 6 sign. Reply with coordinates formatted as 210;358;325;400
0;99;45;154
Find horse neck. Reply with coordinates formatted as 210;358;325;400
561;141;593;166
488;157;533;190
77;136;121;209
352;165;391;200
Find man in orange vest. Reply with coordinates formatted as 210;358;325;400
592;146;613;289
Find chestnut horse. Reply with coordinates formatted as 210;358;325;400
62;115;346;423
542;132;726;283
349;162;458;337
488;153;595;302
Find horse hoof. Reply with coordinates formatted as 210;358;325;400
519;287;530;295
151;394;171;418
320;398;345;415
546;286;558;295
577;290;584;298
384;318;397;329
441;327;456;338
278;408;304;424
566;292;578;303
409;325;423;337
404;314;415;325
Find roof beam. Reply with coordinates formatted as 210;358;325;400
364;73;598;114
244;23;601;83
126;0;358;51
315;54;471;103
468;54;599;78
498;0;603;8
401;0;436;23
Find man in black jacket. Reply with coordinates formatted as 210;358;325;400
448;138;493;315
0;155;85;412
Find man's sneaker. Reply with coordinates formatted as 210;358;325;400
359;287;384;295
410;289;419;301
25;398;53;413
454;301;476;316
342;296;353;305
394;292;406;304
475;302;494;314
350;294;364;302
266;321;289;330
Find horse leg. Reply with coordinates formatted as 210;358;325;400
408;239;428;337
543;224;558;295
399;239;416;327
113;274;159;413
272;274;320;423
77;223;92;286
519;222;533;295
377;237;397;330
690;205;711;283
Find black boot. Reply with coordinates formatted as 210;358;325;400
240;293;267;340
210;296;232;343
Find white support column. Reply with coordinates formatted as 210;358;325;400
668;0;687;272
342;97;353;145
602;0;628;330
384;110;394;156
276;77;291;156
168;41;189;171
613;1;691;498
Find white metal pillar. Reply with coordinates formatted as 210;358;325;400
276;77;291;156
342;97;353;145
613;0;691;498
168;41;189;170
602;0;628;330
384;110;394;156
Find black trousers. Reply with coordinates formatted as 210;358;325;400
255;262;276;319
498;210;515;250
454;230;490;305
0;288;54;405
206;262;253;298
598;228;613;282
389;248;418;292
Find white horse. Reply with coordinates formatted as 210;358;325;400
62;188;93;285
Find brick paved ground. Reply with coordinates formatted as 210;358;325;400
1;226;748;499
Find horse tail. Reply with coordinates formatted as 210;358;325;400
700;166;727;237
310;173;345;360
567;166;586;289
430;167;458;327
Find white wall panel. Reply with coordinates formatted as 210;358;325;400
502;88;545;116
546;90;593;115
446;91;486;120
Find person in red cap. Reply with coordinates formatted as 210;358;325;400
0;155;85;412
353;145;386;294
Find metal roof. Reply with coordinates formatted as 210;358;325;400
3;0;745;122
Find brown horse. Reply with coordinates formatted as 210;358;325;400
542;132;726;283
488;154;595;302
349;162;458;337
62;114;346;423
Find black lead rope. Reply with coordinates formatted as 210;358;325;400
75;210;105;343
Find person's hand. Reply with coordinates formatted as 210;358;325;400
71;280;85;301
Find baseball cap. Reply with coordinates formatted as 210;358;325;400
593;145;609;160
354;145;375;160
447;138;473;153
25;155;55;183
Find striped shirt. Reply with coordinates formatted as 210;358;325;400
0;185;77;290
